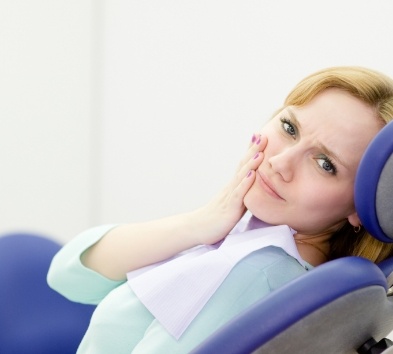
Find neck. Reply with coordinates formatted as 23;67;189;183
294;233;331;266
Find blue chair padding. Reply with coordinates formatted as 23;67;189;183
191;257;387;354
355;121;393;243
0;233;95;354
378;256;393;278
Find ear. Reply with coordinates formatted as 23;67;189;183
347;212;361;227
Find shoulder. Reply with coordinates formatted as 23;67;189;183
235;246;309;291
240;246;305;269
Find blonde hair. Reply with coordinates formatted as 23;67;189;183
283;66;393;263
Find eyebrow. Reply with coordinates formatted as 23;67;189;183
286;107;348;169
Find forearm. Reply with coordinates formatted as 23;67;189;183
81;212;204;281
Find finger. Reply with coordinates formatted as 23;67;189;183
237;134;262;172
229;169;256;208
258;135;268;151
248;133;259;148
237;136;266;175
248;134;267;157
236;151;264;181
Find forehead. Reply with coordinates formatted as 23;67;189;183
288;89;382;169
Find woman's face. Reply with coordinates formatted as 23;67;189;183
244;88;382;236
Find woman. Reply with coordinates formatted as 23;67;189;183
48;66;393;353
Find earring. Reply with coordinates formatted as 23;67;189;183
354;225;362;233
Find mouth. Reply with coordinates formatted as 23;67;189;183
256;171;285;200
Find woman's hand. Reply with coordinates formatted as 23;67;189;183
82;134;267;280
191;134;268;245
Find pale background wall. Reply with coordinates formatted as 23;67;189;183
1;0;393;243
0;1;94;242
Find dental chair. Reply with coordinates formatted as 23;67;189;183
192;121;393;354
0;233;96;354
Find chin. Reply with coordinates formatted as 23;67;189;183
244;196;272;224
244;194;287;227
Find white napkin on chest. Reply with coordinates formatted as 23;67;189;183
127;214;305;339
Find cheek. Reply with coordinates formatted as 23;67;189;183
260;126;281;156
298;183;355;216
260;121;276;137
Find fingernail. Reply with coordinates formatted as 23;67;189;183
253;152;259;159
251;134;256;143
247;170;252;178
256;137;261;145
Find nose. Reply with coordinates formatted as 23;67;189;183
267;146;299;182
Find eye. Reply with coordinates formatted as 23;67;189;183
316;156;337;175
280;117;296;138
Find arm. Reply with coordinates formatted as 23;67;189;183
82;135;267;281
47;224;125;304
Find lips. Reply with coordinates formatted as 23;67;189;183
256;170;285;200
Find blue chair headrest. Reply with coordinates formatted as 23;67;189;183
355;121;393;243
